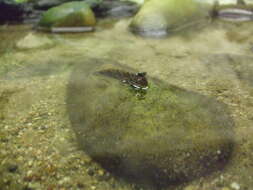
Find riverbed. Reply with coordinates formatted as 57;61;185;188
0;18;253;190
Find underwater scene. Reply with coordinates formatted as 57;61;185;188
1;0;253;189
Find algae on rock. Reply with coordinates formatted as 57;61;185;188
130;0;211;37
38;1;96;32
67;59;234;188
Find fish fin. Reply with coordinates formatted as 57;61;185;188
237;0;246;5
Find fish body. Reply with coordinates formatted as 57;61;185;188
98;69;149;90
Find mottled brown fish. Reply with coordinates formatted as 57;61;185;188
98;69;149;90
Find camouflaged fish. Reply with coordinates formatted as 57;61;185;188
211;0;253;22
98;69;149;90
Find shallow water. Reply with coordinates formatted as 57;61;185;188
1;18;253;190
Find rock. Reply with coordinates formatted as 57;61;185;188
7;164;18;173
37;1;96;33
33;0;70;10
210;0;253;22
221;187;231;190
231;182;240;190
196;0;253;6
93;0;139;18
67;59;235;189
184;185;198;190
130;0;210;37
16;33;54;49
22;5;44;24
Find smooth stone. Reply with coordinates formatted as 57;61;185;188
130;0;210;37
93;0;139;18
210;0;253;22
67;59;234;188
37;1;96;32
196;0;253;5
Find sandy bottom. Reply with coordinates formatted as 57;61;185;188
0;18;253;190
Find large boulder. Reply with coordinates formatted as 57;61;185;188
37;1;96;33
67;59;234;189
130;0;211;37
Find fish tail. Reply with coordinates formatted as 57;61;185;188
98;69;131;81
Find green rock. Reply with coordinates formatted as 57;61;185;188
67;59;234;188
130;0;210;37
38;1;96;32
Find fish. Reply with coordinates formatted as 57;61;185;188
98;69;149;90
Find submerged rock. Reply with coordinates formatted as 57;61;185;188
67;59;234;188
16;33;54;49
37;1;96;33
130;0;210;37
93;0;139;18
210;0;253;22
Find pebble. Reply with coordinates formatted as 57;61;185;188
58;177;71;185
77;183;86;188
8;164;18;173
98;169;104;176
28;182;41;189
231;182;240;190
87;168;95;176
28;160;33;167
221;187;231;190
27;170;33;176
17;156;24;161
184;185;198;190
